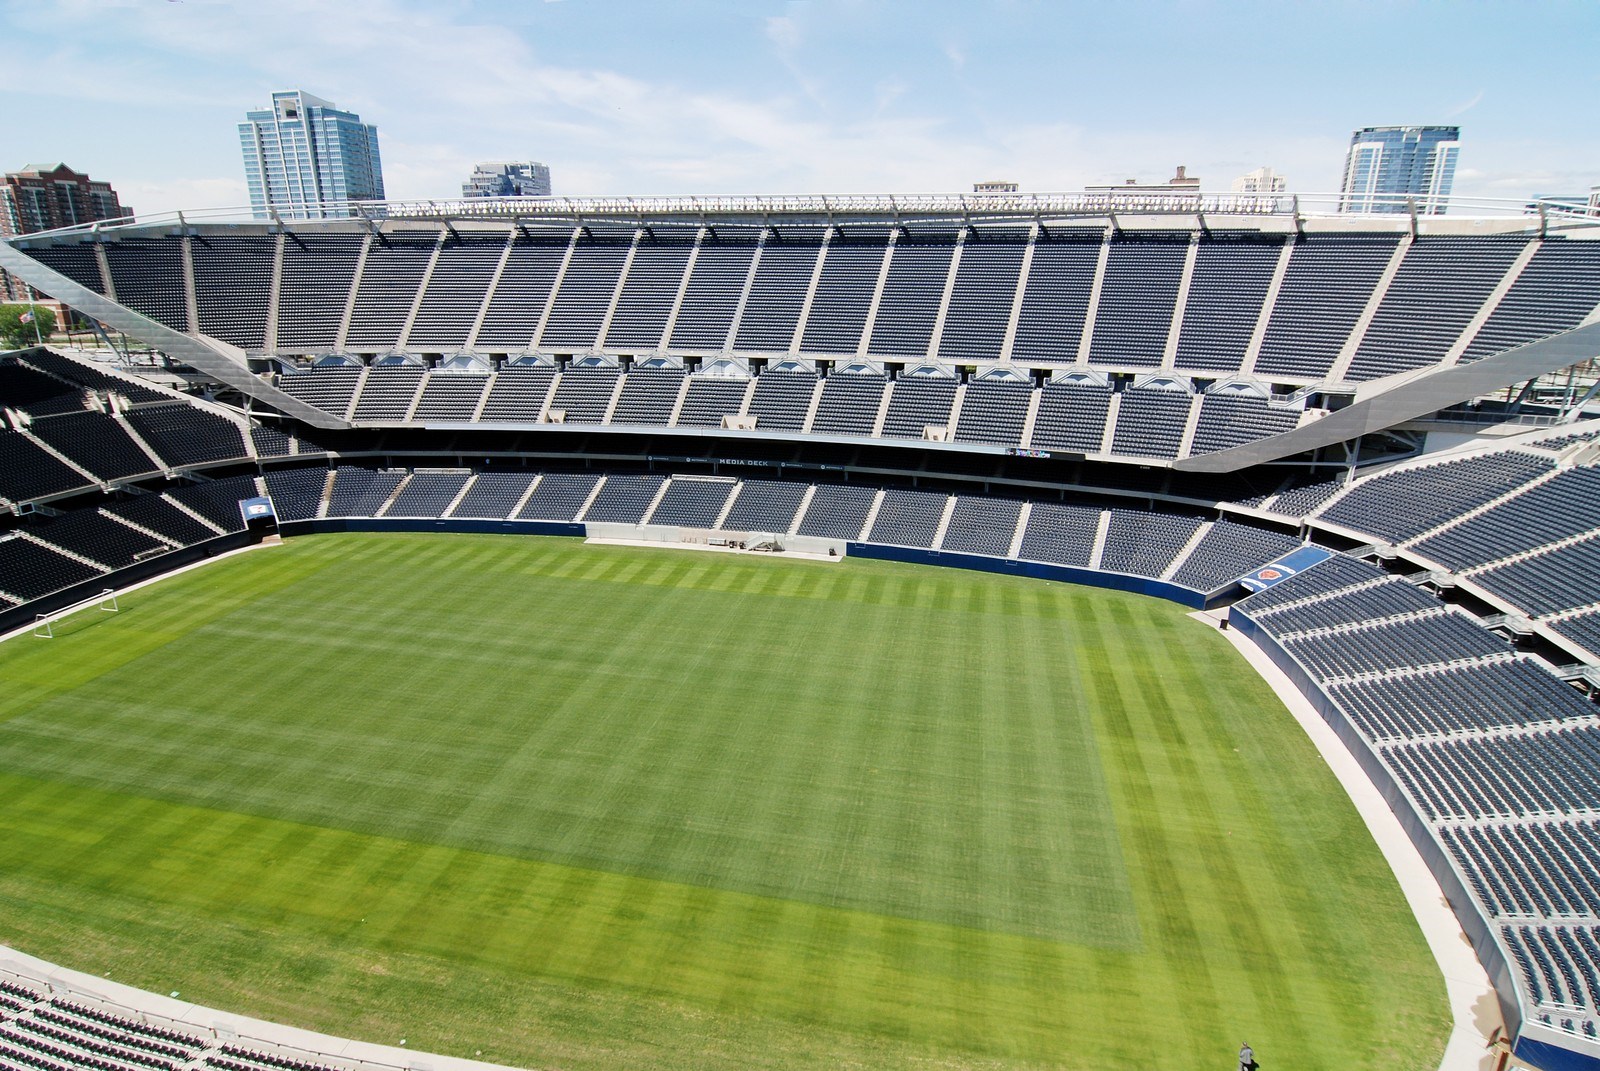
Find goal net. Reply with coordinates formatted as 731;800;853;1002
33;588;120;638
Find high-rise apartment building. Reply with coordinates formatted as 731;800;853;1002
461;161;552;198
1339;125;1459;214
239;91;385;219
1231;166;1287;194
1;163;131;302
0;163;130;238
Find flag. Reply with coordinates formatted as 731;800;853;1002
18;311;32;324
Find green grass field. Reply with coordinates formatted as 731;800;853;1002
0;533;1448;1070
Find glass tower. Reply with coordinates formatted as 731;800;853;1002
239;91;385;220
1339;125;1460;215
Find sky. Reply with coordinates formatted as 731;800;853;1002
2;0;1597;218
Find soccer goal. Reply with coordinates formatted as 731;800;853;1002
33;588;120;638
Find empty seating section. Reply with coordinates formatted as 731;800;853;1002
940;497;1021;556
1318;452;1552;543
478;365;554;422
326;468;405;517
649;479;734;527
674;376;748;427
953;378;1030;446
386;472;471;516
865;488;947;548
796;484;876;539
124;405;246;467
938;232;1026;360
1474;536;1600;617
1110;387;1191;459
0;431;92;502
1553;612;1600;659
879;376;955;439
1174;235;1282;371
1255;234;1400;379
1265;475;1348;518
609;368;684;425
1029;380;1111;453
0;992;216;1071
276;235;362;349
1462;239;1600;362
799;234;885;354
1188;394;1299;455
1330;658;1594;740
720;480;807;533
581;474;665;523
1087;233;1188;367
869;234;954;357
1281;611;1509;680
1011;231;1101;360
166;476;257;532
474;234;568;348
1255;578;1440;635
1348;237;1528;381
605;237;693;348
517;473;601;521
350;365;424;421
547;366;619;423
276;366;361;418
1169;522;1300;591
408;235;506;349
264;467;328;522
29;412;157;481
669;237;756;349
20;351;165;403
0;359;87;415
734;235;822;351
191;235;275;349
539;231;632;348
1235;553;1386;613
809;372;886;436
411;373;489;421
1384;728;1600;819
104;237;188;331
252;423;295;457
33;509;170;568
1017;502;1100;566
1445;823;1600;920
1100;511;1204;577
346;235;436;349
1414;467;1600;570
0;536;106;600
22;243;104;294
104;493;218;546
746;369;816;430
451;472;538;519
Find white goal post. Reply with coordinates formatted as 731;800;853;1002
33;588;120;638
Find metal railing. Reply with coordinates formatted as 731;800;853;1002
8;190;1599;242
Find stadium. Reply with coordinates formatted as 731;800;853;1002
1;186;1600;1071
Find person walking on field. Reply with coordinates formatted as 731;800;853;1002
1239;1041;1255;1071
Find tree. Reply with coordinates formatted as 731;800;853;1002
0;303;54;350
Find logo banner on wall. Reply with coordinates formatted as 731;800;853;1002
1238;545;1335;592
238;497;276;523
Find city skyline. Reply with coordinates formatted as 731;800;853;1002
1;0;1597;217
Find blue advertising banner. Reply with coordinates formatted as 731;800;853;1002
239;496;276;523
1238;544;1335;592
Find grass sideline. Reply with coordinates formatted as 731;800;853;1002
0;533;1449;1070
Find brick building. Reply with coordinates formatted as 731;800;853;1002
1;163;131;305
